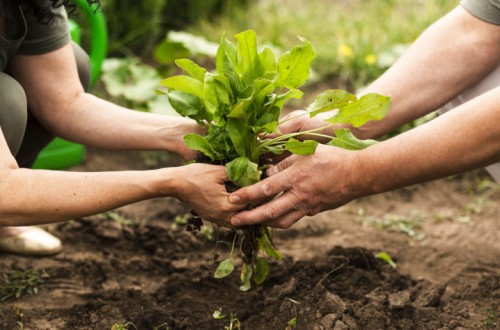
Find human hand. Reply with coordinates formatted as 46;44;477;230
171;163;240;225
227;144;362;229
273;110;339;143
168;118;207;162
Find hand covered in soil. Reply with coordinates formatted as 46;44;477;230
227;144;362;229
172;163;240;224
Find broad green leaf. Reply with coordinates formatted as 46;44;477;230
161;75;204;99
204;74;230;123
175;58;207;82
328;129;378;150
226;118;252;158
288;317;297;327
235;30;265;87
275;37;315;89
284;138;318;155
307;89;357;117
259;47;277;76
239;263;253;292
326;93;391;127
216;36;242;94
214;259;234;279
167;90;203;117
274;89;304;109
153;40;190;65
253;257;269;285
184;134;219;160
225;157;261;187
253;79;275;108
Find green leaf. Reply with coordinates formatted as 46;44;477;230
184;134;219;160
253;257;269;284
235;30;265;87
203;74;231;123
375;252;397;269
213;308;225;320
225;157;261;187
175;58;207;82
307;89;357;117
239;263;253;292
216;35;242;94
161;75;204;99
288;317;297;327
166;90;203;118
153;40;190;65
226;118;252;158
214;259;235;279
326;93;391;127
275;37;315;89
328;129;378;150
259;47;277;76
284;138;318;155
259;228;282;260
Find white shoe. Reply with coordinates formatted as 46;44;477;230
0;226;63;255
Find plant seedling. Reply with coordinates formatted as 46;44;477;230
0;269;49;301
159;29;390;289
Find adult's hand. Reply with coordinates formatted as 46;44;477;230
171;163;240;224
228;144;362;229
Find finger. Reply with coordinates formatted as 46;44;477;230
267;154;300;176
228;172;290;205
264;209;306;229
230;190;300;226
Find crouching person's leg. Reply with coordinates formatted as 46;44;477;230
0;43;90;255
0;72;62;255
440;65;500;182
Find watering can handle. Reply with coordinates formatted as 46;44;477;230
72;0;108;87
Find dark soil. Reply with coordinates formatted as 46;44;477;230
1;148;499;330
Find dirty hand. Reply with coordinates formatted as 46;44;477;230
172;163;240;225
228;144;361;229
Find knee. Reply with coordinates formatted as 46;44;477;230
0;73;27;155
72;42;91;92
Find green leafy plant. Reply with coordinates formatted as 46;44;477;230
159;29;390;289
0;269;49;301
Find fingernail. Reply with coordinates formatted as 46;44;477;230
231;218;241;226
229;195;240;203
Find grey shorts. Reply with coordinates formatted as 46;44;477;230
0;42;89;168
440;65;500;182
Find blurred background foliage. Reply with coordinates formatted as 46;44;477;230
82;0;458;114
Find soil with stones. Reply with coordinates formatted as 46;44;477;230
1;148;499;330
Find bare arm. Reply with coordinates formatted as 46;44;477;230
10;43;202;160
228;86;500;228
0;129;234;226
279;6;500;140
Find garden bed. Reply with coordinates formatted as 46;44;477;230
0;148;499;329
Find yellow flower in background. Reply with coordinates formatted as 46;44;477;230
338;44;354;58
365;54;377;65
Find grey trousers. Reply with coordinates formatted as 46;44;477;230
440;65;500;183
0;42;90;168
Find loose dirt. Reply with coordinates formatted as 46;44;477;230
1;148;499;330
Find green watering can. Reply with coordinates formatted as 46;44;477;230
33;0;107;170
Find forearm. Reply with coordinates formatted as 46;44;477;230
355;87;500;197
0;167;176;226
43;93;198;153
353;6;500;139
